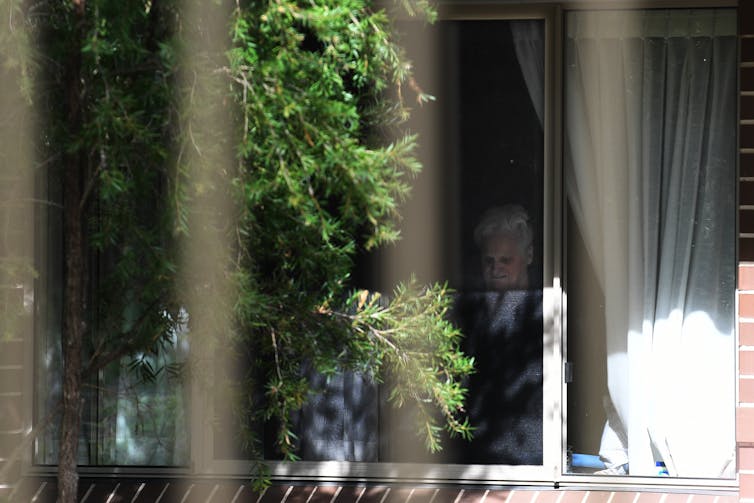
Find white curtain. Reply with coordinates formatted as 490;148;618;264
565;9;736;477
512;20;545;128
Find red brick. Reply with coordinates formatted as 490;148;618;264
742;209;754;235
359;487;390;503
10;478;56;501
204;482;249;503
745;192;754;217
334;487;368;503
508;490;536;503
531;491;560;503
259;485;293;503
635;493;664;503
558;491;587;503
743;152;754;177
742;2;754;35
686;495;717;503
407;488;442;503
744;38;754;63
744;125;754;150
585;491;615;503
287;486;318;503
741;473;754;502
741;293;754;318
737;406;754;442
457;489;488;503
740;445;754;470
610;492;640;503
308;486;342;503
741;238;754;263
78;480;125;503
744;96;754;122
431;488;463;503
486;491;513;503
712;496;738;503
667;495;693;503
742;349;754;375
742;378;754;404
741;265;754;290
159;482;217;503
744;68;754;93
743;322;754;346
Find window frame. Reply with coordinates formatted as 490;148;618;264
21;0;740;492
193;2;563;484
558;0;739;490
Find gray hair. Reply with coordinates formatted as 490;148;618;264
473;204;533;251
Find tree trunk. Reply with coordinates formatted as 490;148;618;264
58;1;86;501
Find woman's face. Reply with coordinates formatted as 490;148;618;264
480;233;532;291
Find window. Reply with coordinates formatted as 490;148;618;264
206;6;558;481
376;15;547;467
34;173;190;467
564;8;737;478
28;1;738;486
205;4;738;484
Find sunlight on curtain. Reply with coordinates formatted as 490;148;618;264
565;9;736;477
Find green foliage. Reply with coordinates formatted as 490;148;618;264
28;0;183;363
213;0;473;464
2;0;473;479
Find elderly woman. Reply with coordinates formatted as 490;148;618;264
474;205;535;292
450;204;543;465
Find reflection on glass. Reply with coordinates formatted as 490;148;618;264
565;9;736;477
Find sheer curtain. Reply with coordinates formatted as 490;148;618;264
565;9;736;477
512;20;545;128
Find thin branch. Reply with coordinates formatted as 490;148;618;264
79;153;105;211
271;328;283;382
0;197;63;209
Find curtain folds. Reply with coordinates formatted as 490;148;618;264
565;9;736;477
512;20;545;129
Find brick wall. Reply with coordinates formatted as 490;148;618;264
741;1;754;503
2;2;752;503
5;478;746;503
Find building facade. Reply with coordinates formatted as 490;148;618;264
2;0;754;501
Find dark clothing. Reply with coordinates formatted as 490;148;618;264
294;371;379;461
450;289;543;464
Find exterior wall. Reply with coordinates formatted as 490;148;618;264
1;1;751;502
741;1;754;503
4;478;746;503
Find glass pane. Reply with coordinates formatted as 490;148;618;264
35;321;190;466
212;17;546;467
564;8;736;478
34;178;190;467
95;336;189;465
378;17;545;466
